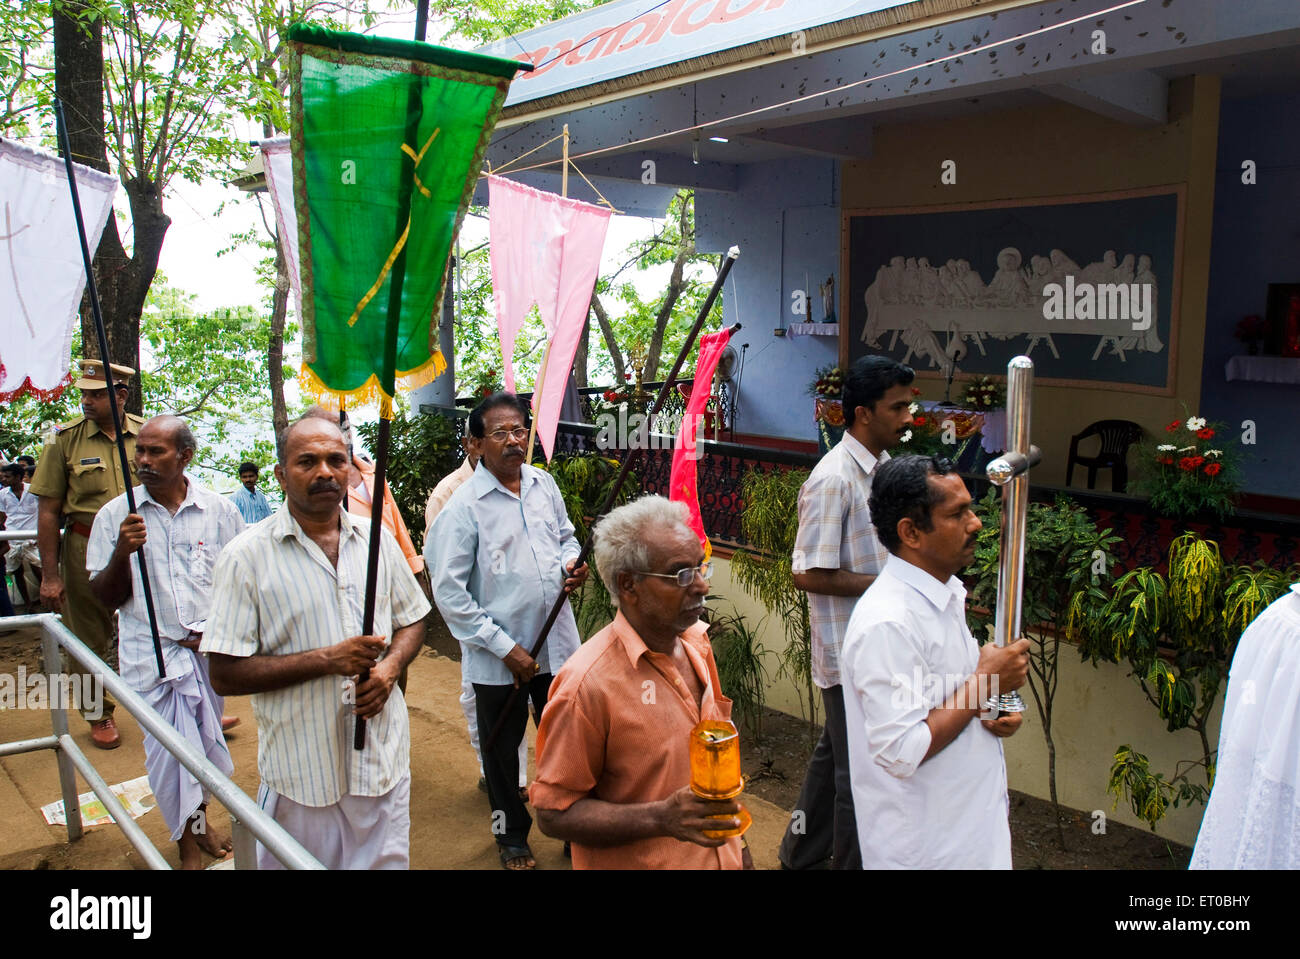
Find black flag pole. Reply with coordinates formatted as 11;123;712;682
53;98;166;679
353;0;432;750
482;246;741;754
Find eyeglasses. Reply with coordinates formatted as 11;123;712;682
485;427;529;443
637;562;713;587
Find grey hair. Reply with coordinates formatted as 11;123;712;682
592;495;691;608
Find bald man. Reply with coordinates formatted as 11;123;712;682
88;415;246;868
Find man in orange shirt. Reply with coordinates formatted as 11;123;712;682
530;495;752;869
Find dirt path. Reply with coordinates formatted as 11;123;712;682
0;628;785;870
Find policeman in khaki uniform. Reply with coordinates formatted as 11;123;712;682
29;360;144;749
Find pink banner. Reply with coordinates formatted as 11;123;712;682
669;329;732;558
488;174;611;460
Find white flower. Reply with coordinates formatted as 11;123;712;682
899;430;913;444
1178;446;1196;453
909;402;919;414
1157;444;1176;452
1206;449;1223;458
1186;416;1207;431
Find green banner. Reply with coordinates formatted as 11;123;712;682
288;24;517;415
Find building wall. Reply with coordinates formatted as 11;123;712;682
697;157;842;442
838;75;1222;487
711;553;1219;847
1198;91;1300;499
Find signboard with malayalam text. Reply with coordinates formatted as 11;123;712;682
479;0;916;107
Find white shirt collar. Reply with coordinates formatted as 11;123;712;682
469;459;536;500
137;475;203;512
882;552;967;612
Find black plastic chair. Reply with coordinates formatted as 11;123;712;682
1065;420;1144;492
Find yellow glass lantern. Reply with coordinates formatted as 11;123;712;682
689;719;752;839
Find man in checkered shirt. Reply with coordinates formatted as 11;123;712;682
780;356;916;870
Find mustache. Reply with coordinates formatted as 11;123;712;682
309;479;342;495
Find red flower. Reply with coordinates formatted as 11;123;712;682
911;387;922;396
1189;456;1205;468
913;415;927;426
1157;456;1174;466
1204;462;1223;477
1197;427;1215;440
1178;457;1197;471
1166;420;1182;433
625;373;632;380
603;390;616;401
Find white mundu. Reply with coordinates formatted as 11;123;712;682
202;505;430;869
87;480;244;840
841;554;1012;869
1191;583;1300;869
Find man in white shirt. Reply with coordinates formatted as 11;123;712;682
0;461;40;609
842;454;1029;868
1191;582;1300;869
87;415;246;868
203;415;430;869
781;356;916;870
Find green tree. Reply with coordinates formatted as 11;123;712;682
45;0;257;413
137;279;285;482
966;490;1120;849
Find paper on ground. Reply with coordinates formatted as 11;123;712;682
41;774;156;827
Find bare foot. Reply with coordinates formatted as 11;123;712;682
195;824;233;860
500;845;535;870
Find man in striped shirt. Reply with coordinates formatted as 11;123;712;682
780;356;916;870
203;416;430;869
88;415;246;868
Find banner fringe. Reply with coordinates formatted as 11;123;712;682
297;351;446;420
0;371;73;404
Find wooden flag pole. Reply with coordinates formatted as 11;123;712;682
483;247;741;754
53;98;166;680
524;124;568;464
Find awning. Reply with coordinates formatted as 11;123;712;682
479;0;1023;114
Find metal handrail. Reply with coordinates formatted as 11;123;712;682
0;613;324;870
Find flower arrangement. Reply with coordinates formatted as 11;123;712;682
1234;314;1267;354
807;365;844;400
1133;414;1242;519
961;375;1005;409
892;388;953;457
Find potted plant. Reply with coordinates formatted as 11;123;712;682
1131;415;1242;520
1068;533;1295;830
1233;314;1267;356
960;375;1006;410
808;364;844;453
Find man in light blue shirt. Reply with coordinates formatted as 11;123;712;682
429;393;587;870
229;461;272;524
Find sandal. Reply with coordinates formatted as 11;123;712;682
498;843;535;870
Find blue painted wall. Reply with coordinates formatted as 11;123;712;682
698;156;840;442
1199;92;1300;499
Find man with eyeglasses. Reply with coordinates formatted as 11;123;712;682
529;495;751;869
428;392;587;870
